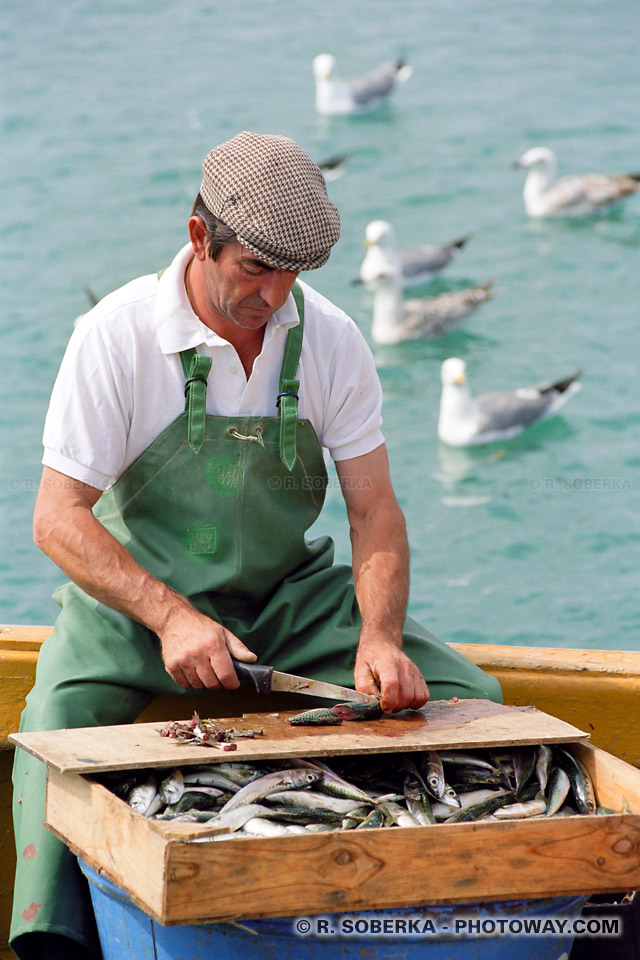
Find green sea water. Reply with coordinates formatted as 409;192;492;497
1;0;639;650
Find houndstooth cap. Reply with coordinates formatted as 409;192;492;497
200;131;340;271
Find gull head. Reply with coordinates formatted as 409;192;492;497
512;146;557;174
313;54;336;80
364;219;396;250
441;357;467;387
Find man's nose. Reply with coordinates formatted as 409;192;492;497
258;270;295;307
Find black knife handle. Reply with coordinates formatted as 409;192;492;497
231;657;273;695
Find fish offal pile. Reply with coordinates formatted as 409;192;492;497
99;743;619;839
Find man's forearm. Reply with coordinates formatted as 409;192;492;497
33;472;190;636
350;500;410;646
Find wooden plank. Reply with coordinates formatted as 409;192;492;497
162;813;640;923
46;769;168;920
574;741;640;813
11;699;589;774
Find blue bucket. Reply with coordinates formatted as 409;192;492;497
79;859;587;960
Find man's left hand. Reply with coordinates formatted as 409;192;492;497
354;638;429;713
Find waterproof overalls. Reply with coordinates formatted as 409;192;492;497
11;283;502;958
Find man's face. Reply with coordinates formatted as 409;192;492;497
203;242;300;331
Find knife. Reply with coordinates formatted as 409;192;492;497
231;657;377;704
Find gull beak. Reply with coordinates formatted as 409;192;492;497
455;373;466;385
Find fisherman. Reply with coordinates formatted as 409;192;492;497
12;131;502;960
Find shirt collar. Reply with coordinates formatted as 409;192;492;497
154;242;300;355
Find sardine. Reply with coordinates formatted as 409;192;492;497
331;700;383;721
535;745;553;794
420;751;445;799
217;768;320;815
159;768;184;806
493;795;547;819
545;767;571;816
512;747;537;798
128;774;162;817
243;817;297;837
267;790;366;815
213;803;274;833
287;708;343;726
554;746;596;814
356;807;386;829
379;800;421;828
182;770;243;792
446;791;516;823
439;751;498;771
431;788;511;821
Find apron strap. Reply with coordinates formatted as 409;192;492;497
277;282;304;472
179;347;211;454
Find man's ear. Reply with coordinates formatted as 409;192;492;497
188;216;209;261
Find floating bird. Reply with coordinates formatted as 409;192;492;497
512;147;640;218
369;266;494;344
357;220;471;287
313;53;413;116
317;153;350;182
437;358;581;447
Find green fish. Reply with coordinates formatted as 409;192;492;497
287;708;343;726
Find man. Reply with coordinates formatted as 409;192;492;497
12;131;501;960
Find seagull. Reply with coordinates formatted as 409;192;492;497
317;153;350;182
312;53;413;116
512;147;640;218
438;358;581;447
370;266;495;344
357;220;471;287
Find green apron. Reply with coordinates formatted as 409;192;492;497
11;283;502;957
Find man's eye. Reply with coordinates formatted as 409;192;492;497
242;263;263;276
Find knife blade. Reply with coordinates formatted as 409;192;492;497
230;657;377;704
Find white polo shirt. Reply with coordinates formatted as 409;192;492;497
43;243;385;490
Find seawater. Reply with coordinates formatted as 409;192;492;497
1;0;639;650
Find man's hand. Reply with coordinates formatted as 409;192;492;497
158;605;257;690
354;637;429;713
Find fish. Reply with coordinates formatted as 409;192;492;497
159;768;184;805
128;774;163;817
243;817;298;837
266;790;367;815
553;746;596;814
493;795;547;819
287;708;343;726
545;767;571;817
379;800;421;828
183;769;242;792
439;751;499;772
300;759;379;806
512;747;538;797
431;788;512;821
331;699;383;721
356;808;386;829
446;791;516;823
535;745;553;794
216;768;321;815
420;751;445;799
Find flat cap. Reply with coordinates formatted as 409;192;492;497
200;131;340;271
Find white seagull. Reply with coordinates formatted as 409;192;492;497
313;53;413;116
358;220;471;288
438;358;581;447
370;266;495;345
512;147;640;218
317;153;350;182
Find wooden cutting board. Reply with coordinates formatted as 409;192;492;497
10;697;588;774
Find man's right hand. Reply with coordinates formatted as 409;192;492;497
158;605;257;690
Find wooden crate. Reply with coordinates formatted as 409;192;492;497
11;699;640;925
